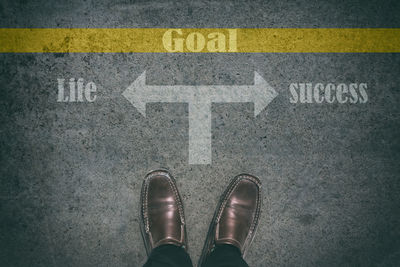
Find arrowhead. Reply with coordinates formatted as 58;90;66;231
122;71;147;117
253;71;278;116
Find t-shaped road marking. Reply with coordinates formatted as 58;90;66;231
122;71;278;164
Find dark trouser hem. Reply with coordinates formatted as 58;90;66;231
202;244;249;267
143;244;193;267
143;244;249;267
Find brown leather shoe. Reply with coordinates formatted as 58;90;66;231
139;169;187;255
199;174;262;266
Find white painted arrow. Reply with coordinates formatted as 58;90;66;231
122;71;278;164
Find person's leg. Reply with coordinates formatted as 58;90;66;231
199;174;262;267
202;244;249;267
144;244;193;267
139;170;192;267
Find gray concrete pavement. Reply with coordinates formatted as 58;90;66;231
1;1;400;266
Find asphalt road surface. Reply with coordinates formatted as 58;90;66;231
1;0;399;266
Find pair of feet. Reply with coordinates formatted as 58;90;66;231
139;169;262;266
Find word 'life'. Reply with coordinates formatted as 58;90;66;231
57;78;97;102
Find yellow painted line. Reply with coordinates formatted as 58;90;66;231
0;28;399;53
